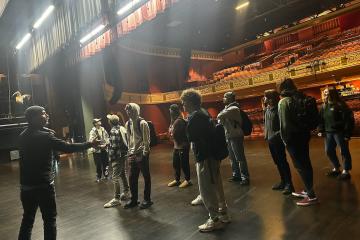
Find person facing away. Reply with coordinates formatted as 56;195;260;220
89;118;110;182
277;78;318;206
263;89;294;195
318;87;355;180
167;104;192;188
180;89;230;233
103;114;131;208
123;103;153;209
217;91;250;185
18;106;97;240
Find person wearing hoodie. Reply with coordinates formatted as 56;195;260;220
123;103;152;209
263;89;294;195
278;78;318;206
18;106;98;240
318;87;355;180
217;92;250;185
103;114;131;208
89;118;110;182
181;89;230;233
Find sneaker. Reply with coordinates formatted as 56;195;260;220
228;176;241;182
120;191;131;201
167;180;180;187
95;178;101;183
139;200;153;209
198;218;224;232
218;213;231;224
104;198;121;208
272;182;285;190
179;180;192;188
240;179;250;186
292;190;308;198
282;184;295;195
338;173;351;180
123;200;139;209
326;170;341;177
296;196;318;206
191;195;203;206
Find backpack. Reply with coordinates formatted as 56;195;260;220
212;123;229;161
126;118;158;147
291;92;319;131
240;110;253;136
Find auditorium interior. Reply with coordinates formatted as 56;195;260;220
1;0;360;239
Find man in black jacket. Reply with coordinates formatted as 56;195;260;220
18;106;98;240
181;89;229;233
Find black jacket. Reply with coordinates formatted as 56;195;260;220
19;127;92;187
187;109;214;162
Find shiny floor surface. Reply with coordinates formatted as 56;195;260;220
1;138;360;240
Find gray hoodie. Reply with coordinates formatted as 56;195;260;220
217;102;244;139
125;103;151;156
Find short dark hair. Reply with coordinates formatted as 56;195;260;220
169;104;180;113
180;89;202;108
24;106;44;123
278;78;297;93
224;91;236;102
264;89;280;104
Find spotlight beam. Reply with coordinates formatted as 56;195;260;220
236;1;250;10
33;5;55;29
79;24;106;44
15;33;32;50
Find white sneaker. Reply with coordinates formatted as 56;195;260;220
218;213;231;223
120;191;131;201
191;195;203;206
198;218;224;232
104;198;121;208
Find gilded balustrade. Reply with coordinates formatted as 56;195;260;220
108;51;360;105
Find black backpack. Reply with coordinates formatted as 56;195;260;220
212;123;229;161
240;110;253;136
126;118;158;147
291;92;319;131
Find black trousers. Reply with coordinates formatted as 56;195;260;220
18;185;57;240
129;154;151;202
286;133;315;198
93;150;109;179
173;147;190;181
268;135;293;186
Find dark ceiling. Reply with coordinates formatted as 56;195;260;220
124;0;351;51
0;0;351;55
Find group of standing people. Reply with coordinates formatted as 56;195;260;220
17;78;355;239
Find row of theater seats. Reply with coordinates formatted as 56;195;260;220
197;26;360;86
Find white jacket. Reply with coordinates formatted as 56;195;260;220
217;103;244;139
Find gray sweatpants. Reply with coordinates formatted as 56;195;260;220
111;156;129;199
196;158;227;219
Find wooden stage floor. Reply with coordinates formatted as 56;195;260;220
1;138;360;240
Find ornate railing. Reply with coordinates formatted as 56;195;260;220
106;50;360;104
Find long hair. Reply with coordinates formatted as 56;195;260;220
327;88;343;104
278;78;297;96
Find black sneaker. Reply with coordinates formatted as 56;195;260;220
326;170;341;177
272;182;285;190
123;200;139;209
139;200;153;209
240;179;250;186
228;176;241;182
282;184;295;195
338;173;351;181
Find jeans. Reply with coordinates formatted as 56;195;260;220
325;132;352;171
128;153;151;202
93;150;109;179
18;185;57;240
111;156;129;199
173;147;190;181
286;133;315;198
268;134;293;186
196;158;227;219
227;136;249;180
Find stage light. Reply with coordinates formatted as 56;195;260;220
33;5;55;29
79;24;105;44
15;33;31;50
117;0;141;16
235;1;249;10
